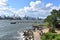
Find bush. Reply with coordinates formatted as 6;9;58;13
54;34;60;40
49;27;55;33
41;33;46;40
41;32;60;40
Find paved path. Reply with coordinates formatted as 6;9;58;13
33;30;41;40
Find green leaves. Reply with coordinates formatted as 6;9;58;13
45;9;60;32
42;9;60;40
45;9;60;23
41;32;60;40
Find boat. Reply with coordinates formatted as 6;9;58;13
10;22;16;24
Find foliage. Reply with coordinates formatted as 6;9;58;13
54;35;60;40
57;9;60;18
41;32;60;40
49;27;56;33
45;9;60;32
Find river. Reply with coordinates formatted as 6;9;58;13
0;20;43;40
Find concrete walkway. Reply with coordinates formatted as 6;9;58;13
33;30;41;40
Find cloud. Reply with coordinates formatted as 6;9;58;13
30;1;41;8
0;0;17;17
46;3;53;8
17;1;51;18
51;5;60;10
0;0;51;18
0;0;8;6
0;0;60;18
0;7;17;17
49;5;60;12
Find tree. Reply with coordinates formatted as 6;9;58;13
57;9;60;18
45;9;59;33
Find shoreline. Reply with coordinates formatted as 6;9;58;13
23;25;49;40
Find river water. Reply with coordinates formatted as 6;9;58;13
0;20;43;40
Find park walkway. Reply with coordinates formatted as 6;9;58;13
33;30;41;40
32;28;49;40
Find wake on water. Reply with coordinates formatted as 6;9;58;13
13;31;25;40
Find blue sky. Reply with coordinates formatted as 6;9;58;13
0;0;60;18
8;0;60;9
8;0;36;9
42;0;60;6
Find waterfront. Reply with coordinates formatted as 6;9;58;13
0;20;43;40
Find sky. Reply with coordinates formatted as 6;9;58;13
0;0;60;18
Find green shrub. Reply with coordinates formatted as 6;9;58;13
54;34;60;40
49;27;55;33
41;32;60;40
